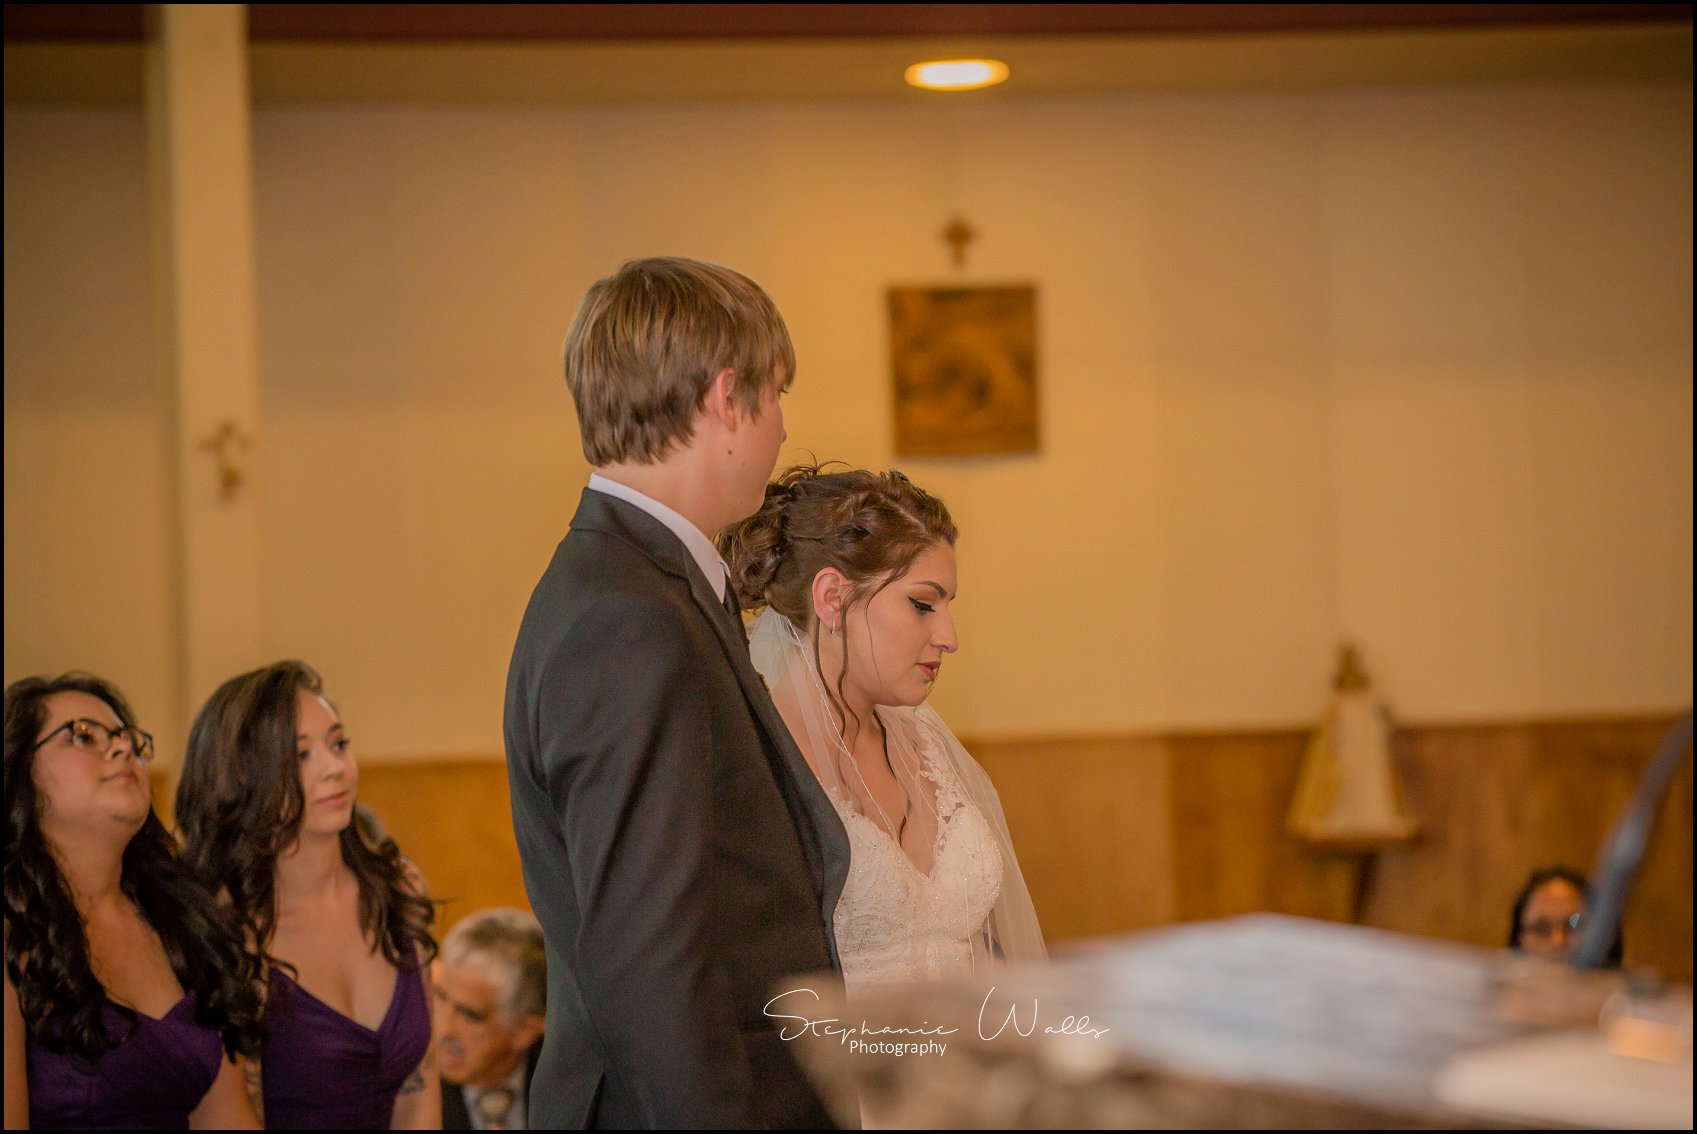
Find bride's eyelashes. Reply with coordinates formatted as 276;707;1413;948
909;598;936;615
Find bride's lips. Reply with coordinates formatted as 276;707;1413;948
920;662;940;681
317;790;351;808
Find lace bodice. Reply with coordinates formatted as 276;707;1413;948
830;716;1004;994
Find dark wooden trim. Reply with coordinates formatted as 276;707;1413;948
6;3;1691;43
4;3;143;41
960;708;1687;752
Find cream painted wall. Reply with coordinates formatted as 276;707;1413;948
4;109;183;755
5;81;1691;760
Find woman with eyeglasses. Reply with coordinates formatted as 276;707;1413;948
1508;864;1623;966
174;660;440;1129
3;673;264;1129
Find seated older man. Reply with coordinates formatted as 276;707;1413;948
435;908;548;1130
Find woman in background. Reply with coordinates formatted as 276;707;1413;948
175;660;440;1129
1508;864;1623;966
720;464;1045;994
4;673;262;1130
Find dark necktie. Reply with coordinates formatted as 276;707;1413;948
475;1086;516;1130
721;574;753;657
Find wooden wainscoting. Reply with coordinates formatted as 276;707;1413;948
343;713;1690;979
972;712;1692;981
1363;716;1692;972
357;759;531;936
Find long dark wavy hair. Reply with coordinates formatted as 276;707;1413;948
718;462;957;742
3;673;265;1065
173;660;435;974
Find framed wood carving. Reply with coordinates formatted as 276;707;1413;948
888;284;1038;456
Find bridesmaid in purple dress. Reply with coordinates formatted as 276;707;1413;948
175;660;440;1129
3;674;263;1130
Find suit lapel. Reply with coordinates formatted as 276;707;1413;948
570;491;850;955
442;1082;472;1130
682;560;851;951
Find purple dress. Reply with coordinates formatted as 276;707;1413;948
26;994;224;1130
262;962;431;1129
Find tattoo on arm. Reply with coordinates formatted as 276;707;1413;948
243;1060;265;1123
397;1042;433;1097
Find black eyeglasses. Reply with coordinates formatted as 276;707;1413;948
1519;912;1585;940
31;718;155;766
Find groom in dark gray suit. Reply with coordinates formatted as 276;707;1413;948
504;257;851;1128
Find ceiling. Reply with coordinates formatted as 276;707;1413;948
5;3;1690;106
5;4;1691;41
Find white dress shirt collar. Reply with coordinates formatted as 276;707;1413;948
587;473;729;601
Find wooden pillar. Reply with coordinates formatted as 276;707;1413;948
144;4;268;744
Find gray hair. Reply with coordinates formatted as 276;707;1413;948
440;907;546;1022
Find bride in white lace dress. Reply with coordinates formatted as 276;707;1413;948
720;465;1045;994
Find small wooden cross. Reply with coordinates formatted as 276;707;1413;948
942;214;976;268
197;418;253;501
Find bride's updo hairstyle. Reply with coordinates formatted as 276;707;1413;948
723;462;956;623
720;462;956;734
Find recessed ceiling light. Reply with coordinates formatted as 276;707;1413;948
904;59;1010;92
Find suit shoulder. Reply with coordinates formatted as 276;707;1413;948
513;555;700;672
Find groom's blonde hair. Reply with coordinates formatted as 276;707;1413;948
562;256;796;466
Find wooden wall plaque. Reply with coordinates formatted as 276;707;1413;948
888;285;1038;456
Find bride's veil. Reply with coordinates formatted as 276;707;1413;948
748;607;1046;968
748;604;861;811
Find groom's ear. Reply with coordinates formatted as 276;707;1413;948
702;367;741;429
810;568;848;628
